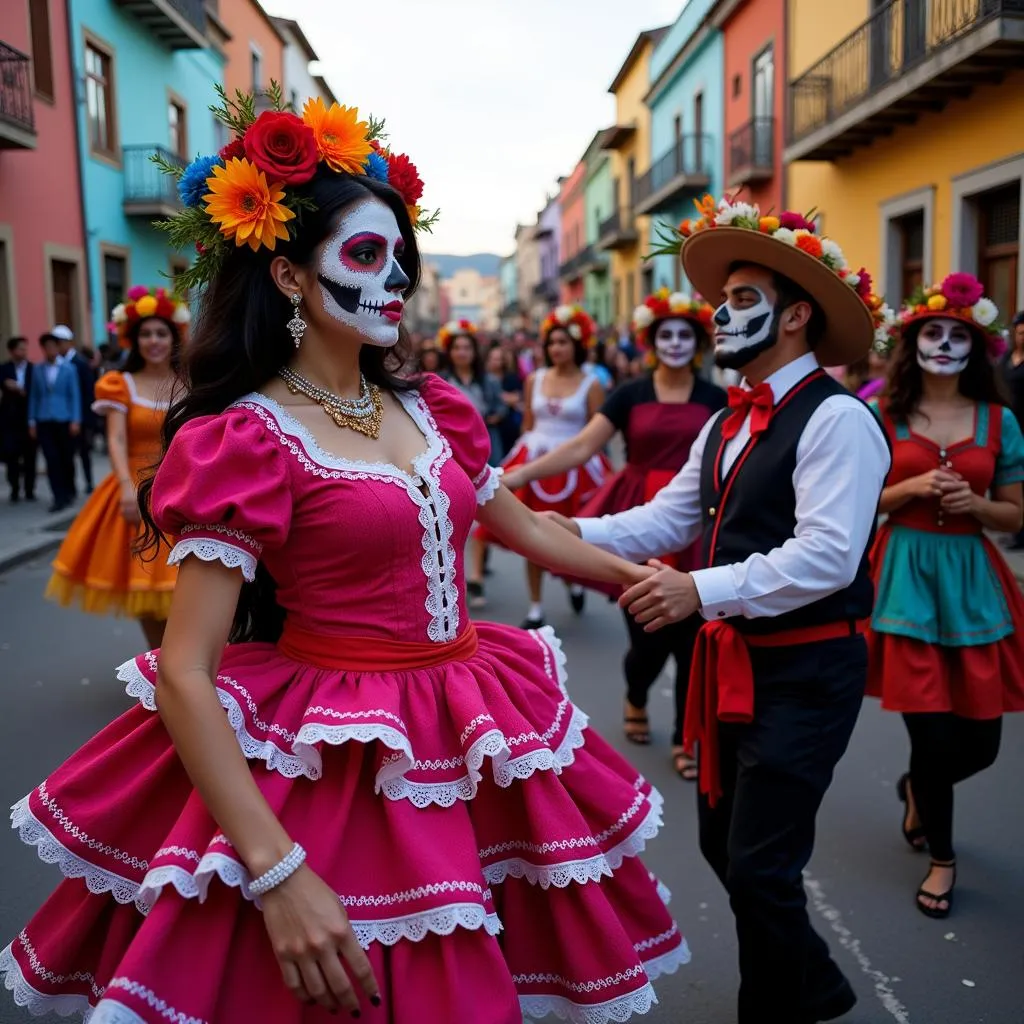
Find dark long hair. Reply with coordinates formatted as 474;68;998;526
885;319;1007;422
544;326;586;367
122;317;183;373
446;333;484;383
138;169;421;643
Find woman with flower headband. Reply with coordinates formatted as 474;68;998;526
503;291;726;778
865;272;1024;920
476;306;609;628
43;287;187;646
0;88;686;1024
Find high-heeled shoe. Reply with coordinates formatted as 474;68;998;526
896;773;927;852
916;860;956;919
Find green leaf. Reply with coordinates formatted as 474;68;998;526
366;114;388;143
413;208;441;234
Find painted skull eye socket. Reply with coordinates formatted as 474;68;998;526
339;232;387;274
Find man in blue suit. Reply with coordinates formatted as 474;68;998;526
28;333;81;512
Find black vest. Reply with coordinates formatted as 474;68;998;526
699;370;877;636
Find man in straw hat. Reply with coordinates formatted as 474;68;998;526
552;198;893;1022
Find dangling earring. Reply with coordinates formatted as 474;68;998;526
287;292;306;349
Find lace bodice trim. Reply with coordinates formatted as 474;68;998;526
228;391;461;643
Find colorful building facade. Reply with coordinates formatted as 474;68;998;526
219;0;284;100
786;0;1024;315
534;194;561;319
644;0;725;294
0;0;88;353
599;28;666;327
68;0;225;341
719;0;786;212
583;130;613;326
558;160;587;306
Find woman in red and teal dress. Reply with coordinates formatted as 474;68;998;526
503;291;726;779
866;273;1024;919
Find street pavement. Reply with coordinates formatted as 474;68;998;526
0;547;1021;1024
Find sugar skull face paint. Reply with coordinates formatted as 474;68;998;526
711;284;779;370
916;317;972;376
653;317;697;368
317;197;410;347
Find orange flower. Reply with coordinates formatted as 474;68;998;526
678;218;693;237
302;98;371;174
694;194;717;221
759;215;780;233
203;157;295;252
795;232;823;259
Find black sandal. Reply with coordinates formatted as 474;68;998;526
623;704;650;745
916;860;956;919
897;773;927;852
671;746;699;781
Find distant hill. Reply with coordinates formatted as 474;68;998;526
423;253;502;279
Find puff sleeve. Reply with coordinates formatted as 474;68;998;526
994;406;1024;488
420;373;502;505
151;409;292;582
92;371;130;415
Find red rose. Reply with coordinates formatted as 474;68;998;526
386;152;424;206
219;138;245;162
243;111;318;185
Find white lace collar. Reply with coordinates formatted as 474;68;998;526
229;387;446;487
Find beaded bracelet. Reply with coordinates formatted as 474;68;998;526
248;842;307;896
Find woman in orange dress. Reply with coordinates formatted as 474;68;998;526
45;287;186;646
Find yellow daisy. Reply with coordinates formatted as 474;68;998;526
203;158;295;252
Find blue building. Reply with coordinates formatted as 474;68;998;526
640;0;724;294
69;0;226;341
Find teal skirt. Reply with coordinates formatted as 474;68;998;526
871;525;1013;647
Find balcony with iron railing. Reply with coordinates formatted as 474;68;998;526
633;135;712;217
113;0;208;49
559;245;597;282
786;0;1024;162
0;42;36;150
597;208;639;251
123;145;186;218
728;117;775;188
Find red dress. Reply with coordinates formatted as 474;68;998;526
866;402;1024;718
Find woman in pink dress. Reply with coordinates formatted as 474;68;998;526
1;91;686;1023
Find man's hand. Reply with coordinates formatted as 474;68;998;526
619;559;701;632
538;510;581;537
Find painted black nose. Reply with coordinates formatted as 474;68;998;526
385;260;410;293
938;339;952;352
713;305;731;327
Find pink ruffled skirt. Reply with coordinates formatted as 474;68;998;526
1;623;687;1023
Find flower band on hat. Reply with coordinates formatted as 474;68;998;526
631;289;714;347
436;319;478;350
107;286;190;349
541;305;596;347
156;83;438;291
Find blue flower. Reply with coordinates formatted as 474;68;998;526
178;154;222;208
364;150;389;183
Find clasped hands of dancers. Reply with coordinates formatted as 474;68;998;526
6;82;1023;1024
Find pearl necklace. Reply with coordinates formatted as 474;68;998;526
278;367;384;440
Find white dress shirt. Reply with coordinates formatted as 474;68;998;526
44;362;60;388
577;352;891;622
14;362;26;389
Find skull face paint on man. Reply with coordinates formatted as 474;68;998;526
712;280;779;370
916;317;973;376
653;317;698;368
317;197;411;348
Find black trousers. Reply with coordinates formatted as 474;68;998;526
36;421;76;507
3;427;36;498
622;608;700;746
903;712;1002;862
697;635;866;1023
73;423;94;491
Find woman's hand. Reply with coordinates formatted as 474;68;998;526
940;477;977;515
907;469;959;499
261;865;380;1014
119;480;140;524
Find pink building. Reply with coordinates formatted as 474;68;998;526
558;160;587;306
0;0;88;356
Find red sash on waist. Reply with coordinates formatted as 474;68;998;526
682;619;866;807
644;469;681;570
278;622;479;671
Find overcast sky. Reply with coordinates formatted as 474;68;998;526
268;0;685;256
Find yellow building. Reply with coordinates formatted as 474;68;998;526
786;0;1023;317
598;27;668;329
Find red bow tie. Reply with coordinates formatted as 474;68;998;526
722;382;774;441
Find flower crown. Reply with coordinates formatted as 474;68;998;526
541;305;596;347
156;83;439;291
436;319;478;350
107;286;191;349
894;274;1004;357
632;289;714;346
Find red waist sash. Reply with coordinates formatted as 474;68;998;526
644;468;682;570
277;622;479;671
683;619;866;807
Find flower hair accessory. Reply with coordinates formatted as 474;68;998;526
541;305;596;347
436;319;478;350
107;286;190;349
632;289;714;346
155;83;439;291
896;273;1004;357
